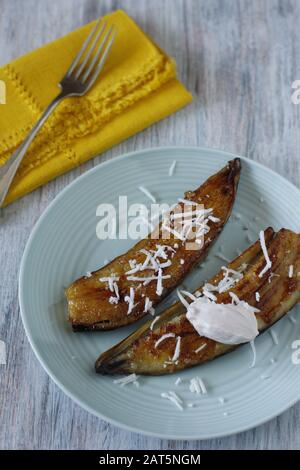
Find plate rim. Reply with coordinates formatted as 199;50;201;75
19;146;300;440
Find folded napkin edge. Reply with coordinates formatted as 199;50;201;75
3;78;192;206
0;51;177;157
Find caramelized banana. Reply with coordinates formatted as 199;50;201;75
96;228;300;375
66;159;241;331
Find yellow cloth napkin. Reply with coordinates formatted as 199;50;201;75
0;9;192;206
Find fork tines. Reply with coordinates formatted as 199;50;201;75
66;18;116;89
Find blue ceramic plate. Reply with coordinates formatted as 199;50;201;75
19;147;300;439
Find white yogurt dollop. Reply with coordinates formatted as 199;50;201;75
186;296;259;345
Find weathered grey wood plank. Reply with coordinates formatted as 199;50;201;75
1;0;300;449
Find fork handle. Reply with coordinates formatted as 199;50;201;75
0;91;66;207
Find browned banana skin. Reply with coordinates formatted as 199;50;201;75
66;159;241;331
96;228;300;375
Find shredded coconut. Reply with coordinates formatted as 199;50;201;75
168;160;177;177
208;215;221;223
155;333;175;348
249;340;257;368
198;377;207;394
113;374;139;387
195;343;207;354
139;185;156;203
109;281;119;305
178;198;197;206
161;391;183;411
150;316;160;330
144;297;155;315
99;275;120;292
189;377;207;395
127;274;171;283
174;377;182;386
270;329;279;345
172;336;181;362
258;230;272;277
124;287;135;315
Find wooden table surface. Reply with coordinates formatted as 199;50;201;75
1;0;300;450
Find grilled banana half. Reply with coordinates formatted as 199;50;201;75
96;227;300;375
66;159;241;331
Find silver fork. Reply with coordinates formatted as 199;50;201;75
0;18;116;207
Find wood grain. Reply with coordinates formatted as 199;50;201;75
1;0;300;450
